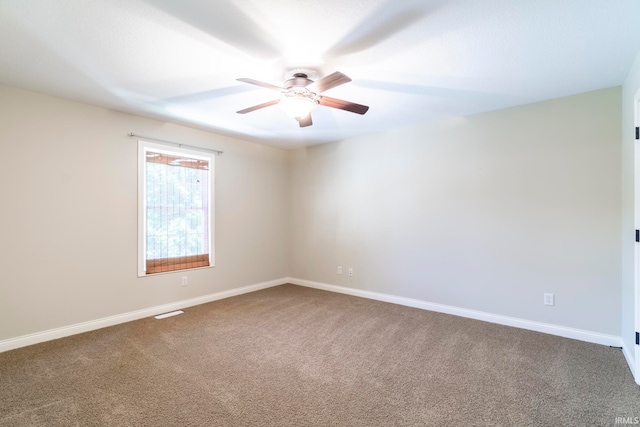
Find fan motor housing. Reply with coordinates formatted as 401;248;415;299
284;73;314;89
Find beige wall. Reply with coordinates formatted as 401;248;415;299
0;83;625;344
0;85;289;341
289;87;622;335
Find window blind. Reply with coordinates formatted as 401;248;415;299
145;151;210;274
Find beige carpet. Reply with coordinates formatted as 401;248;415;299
0;284;638;426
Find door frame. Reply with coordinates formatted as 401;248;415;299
633;90;640;384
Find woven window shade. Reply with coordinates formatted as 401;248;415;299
145;151;210;274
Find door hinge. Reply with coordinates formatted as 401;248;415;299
636;127;639;140
636;230;639;242
636;332;639;345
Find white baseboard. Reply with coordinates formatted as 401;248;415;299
0;278;288;353
287;277;623;348
622;344;639;385
1;277;625;355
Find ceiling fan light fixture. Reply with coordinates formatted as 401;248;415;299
279;95;317;119
236;70;368;127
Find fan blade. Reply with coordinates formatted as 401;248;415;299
318;96;369;115
237;78;284;92
236;99;280;114
298;114;313;127
306;72;352;94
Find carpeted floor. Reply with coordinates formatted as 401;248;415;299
0;284;639;426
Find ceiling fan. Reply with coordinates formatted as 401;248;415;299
235;71;369;127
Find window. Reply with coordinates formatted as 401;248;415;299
138;141;214;276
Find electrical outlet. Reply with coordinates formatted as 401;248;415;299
544;293;554;306
348;268;353;277
337;266;342;275
181;276;188;287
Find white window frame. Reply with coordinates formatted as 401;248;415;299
137;140;215;277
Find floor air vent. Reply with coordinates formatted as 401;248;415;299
154;310;184;320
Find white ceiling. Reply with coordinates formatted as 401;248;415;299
1;0;639;149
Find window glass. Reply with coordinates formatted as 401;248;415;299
138;142;214;276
